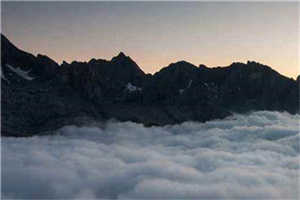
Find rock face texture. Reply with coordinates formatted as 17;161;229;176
1;34;299;136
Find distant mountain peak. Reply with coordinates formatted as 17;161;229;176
171;60;193;66
111;52;128;62
62;61;69;65
117;52;126;57
165;60;198;71
199;64;208;68
1;33;299;137
154;60;198;78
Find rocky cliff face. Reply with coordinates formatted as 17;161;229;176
1;34;299;136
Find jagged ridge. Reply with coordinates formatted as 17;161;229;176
1;34;299;136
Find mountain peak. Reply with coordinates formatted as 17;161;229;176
117;52;126;57
1;34;299;137
168;60;198;70
154;60;198;77
199;64;208;68
111;52;128;62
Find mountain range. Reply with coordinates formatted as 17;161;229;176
1;34;299;136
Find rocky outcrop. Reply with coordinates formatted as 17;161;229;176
1;34;299;136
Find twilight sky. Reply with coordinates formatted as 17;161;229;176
1;2;299;78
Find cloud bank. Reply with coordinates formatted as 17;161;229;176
2;111;299;199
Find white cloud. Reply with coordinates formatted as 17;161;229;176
2;111;299;199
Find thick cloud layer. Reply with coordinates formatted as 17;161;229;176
2;111;299;199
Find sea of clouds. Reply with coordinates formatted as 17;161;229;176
2;111;300;199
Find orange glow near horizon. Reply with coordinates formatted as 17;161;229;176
2;2;299;79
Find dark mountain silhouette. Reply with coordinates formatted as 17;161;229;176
1;34;299;136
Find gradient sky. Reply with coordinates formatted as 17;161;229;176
1;2;299;78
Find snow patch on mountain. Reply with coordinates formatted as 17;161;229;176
6;64;35;81
1;66;9;83
179;80;193;94
187;80;192;88
126;82;142;92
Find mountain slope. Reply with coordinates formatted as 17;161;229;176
1;34;299;136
